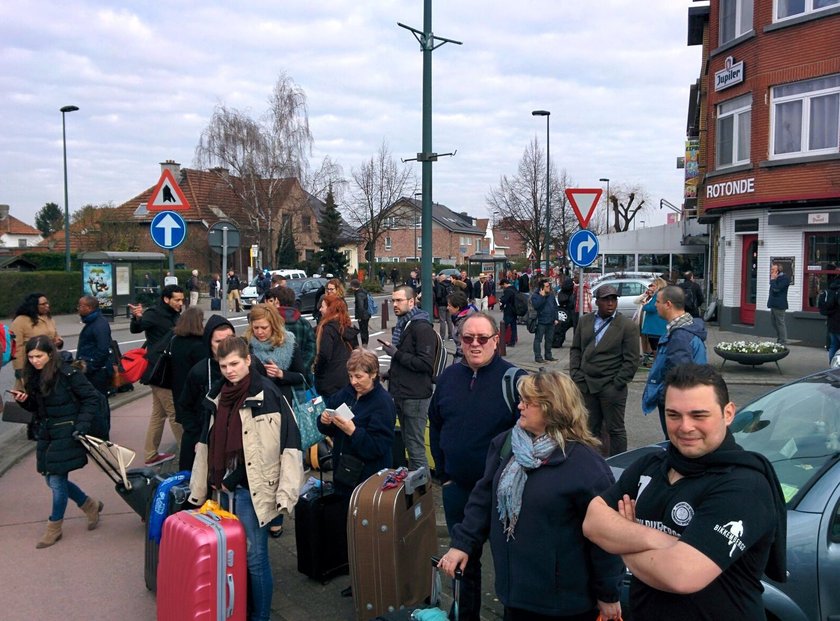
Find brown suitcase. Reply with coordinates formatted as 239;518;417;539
348;467;438;620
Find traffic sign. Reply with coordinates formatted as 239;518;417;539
208;221;240;255
565;188;603;229
148;169;191;212
150;211;187;250
568;229;599;267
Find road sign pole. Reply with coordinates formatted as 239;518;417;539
221;227;229;318
168;250;175;279
578;265;585;324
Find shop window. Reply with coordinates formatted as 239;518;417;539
716;94;752;168
804;232;840;311
638;254;670;274
720;0;754;44
673;253;706;279
775;0;839;21
772;74;840;158
604;254;636;272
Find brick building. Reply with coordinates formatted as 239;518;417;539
689;0;840;344
367;197;484;264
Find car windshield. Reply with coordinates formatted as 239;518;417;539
287;280;306;293
731;372;840;506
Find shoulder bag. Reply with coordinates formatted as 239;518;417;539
291;380;326;450
145;335;176;389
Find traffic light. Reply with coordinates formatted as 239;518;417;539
364;242;374;263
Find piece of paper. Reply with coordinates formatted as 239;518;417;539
334;402;355;420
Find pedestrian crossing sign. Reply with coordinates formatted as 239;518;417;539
147;169;191;212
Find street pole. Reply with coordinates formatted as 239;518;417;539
60;105;79;272
600;177;610;233
221;226;229;318
532;110;550;271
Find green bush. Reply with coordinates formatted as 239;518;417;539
0;272;82;318
361;281;383;293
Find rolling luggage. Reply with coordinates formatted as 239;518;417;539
295;478;349;582
157;508;247;621
374;557;462;620
144;475;191;592
210;297;222;311
348;467;438;620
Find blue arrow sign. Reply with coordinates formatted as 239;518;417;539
150;211;187;250
568;229;599;267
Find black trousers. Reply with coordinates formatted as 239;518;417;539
358;317;369;345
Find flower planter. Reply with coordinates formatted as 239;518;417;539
713;347;789;374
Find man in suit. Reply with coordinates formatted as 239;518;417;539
569;284;640;456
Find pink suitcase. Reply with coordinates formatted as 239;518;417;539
157;510;247;621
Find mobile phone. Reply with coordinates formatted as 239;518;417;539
377;338;388;346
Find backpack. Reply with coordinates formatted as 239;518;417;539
431;330;449;382
513;292;528;317
680;282;698;316
526;297;539;334
0;324;16;367
119;348;149;384
366;292;377;317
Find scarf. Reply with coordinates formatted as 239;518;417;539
666;429;787;582
391;307;418;347
666;312;694;335
208;373;252;489
496;425;558;541
249;332;296;370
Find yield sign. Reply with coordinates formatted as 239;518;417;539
147;169;191;212
565;188;603;229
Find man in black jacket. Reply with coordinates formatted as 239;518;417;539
76;295;114;396
380;285;436;470
350;279;370;346
434;273;455;340
176;315;235;470
129;284;184;466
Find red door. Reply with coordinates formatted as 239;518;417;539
739;235;758;325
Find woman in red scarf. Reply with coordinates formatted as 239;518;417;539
188;336;303;621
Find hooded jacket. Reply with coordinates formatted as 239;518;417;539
314;321;360;397
387;309;436;400
276;305;316;379
77;309;112;372
176;315;235;431
822;279;840;333
642;316;708;413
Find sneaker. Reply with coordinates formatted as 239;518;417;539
145;452;175;467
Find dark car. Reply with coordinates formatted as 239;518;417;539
289;277;328;314
608;367;840;621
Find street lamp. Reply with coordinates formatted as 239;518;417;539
532;110;550;270
60;105;79;272
599;177;610;233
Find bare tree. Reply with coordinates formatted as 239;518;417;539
304;155;348;204
608;183;650;232
194;72;313;255
487;139;575;266
344;141;417;276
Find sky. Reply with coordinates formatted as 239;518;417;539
0;1;701;229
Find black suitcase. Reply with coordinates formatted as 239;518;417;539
295;481;349;582
144;476;191;591
210;297;221;311
117;468;160;519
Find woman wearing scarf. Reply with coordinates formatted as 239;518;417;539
313;296;359;398
246;303;306;538
188;336;304;621
438;370;624;621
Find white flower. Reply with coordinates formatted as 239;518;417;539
716;341;788;354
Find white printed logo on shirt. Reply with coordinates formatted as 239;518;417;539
637;475;652;500
714;519;746;557
671;501;694;526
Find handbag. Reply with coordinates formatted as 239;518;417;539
291;381;326;450
1;399;33;424
145;335;176;388
119;347;149;384
333;453;365;489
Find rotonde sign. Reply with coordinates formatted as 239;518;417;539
706;177;755;199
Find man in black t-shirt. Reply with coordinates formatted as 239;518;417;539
583;364;786;621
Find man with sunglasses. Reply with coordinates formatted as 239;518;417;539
429;312;526;621
380;285;436;470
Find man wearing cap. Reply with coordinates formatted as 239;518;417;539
473;273;492;312
570;284;640;456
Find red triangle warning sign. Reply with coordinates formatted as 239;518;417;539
148;169;191;212
565;188;602;229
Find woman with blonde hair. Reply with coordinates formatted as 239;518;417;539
439;370;623;621
639;277;669;367
313;296;359;398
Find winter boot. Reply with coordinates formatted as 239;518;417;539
36;519;63;549
81;497;103;530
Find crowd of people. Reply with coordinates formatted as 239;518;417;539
6;263;802;621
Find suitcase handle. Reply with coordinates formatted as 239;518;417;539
430;556;462;621
225;573;235;618
404;466;430;495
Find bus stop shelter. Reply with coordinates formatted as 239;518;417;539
466;252;508;282
79;251;167;320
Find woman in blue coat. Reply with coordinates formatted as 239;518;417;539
438;370;623;621
640;278;668;367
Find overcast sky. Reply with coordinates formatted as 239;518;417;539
1;1;700;229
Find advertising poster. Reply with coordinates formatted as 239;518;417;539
684;138;700;199
83;262;113;308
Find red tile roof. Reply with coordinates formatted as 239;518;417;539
0;214;41;236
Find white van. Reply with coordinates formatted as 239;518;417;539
240;269;308;308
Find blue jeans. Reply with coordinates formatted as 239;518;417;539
533;323;555;360
829;332;840;362
45;474;87;522
442;481;483;621
225;487;272;621
395;397;430;470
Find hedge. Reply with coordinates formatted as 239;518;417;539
0;272;82;318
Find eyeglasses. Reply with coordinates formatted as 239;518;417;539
38;301;50;306
461;334;495;345
520;401;540;409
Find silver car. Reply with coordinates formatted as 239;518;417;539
590;278;653;315
608;367;840;621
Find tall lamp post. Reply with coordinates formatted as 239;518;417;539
414;191;422;262
599;177;610;233
60;105;79;272
532;110;550;270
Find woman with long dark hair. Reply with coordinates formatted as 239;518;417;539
188;336;303;621
170;306;207;470
313;296;359;398
12;335;103;549
10;292;63;387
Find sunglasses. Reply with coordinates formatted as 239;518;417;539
461;334;495;345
